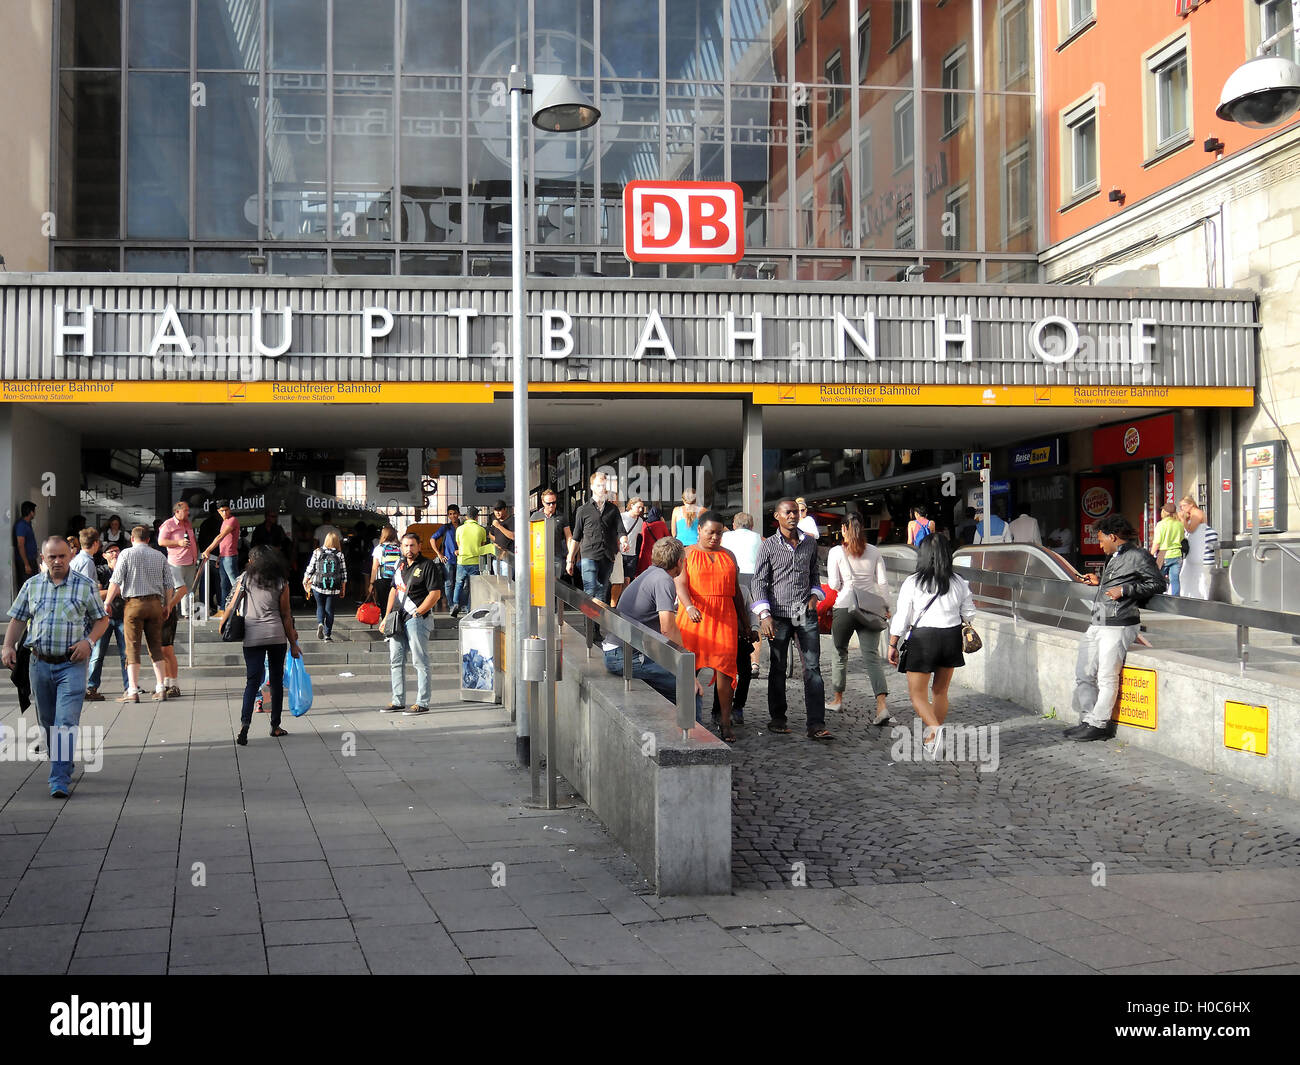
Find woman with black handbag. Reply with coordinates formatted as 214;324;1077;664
227;546;301;746
886;535;975;759
826;513;893;724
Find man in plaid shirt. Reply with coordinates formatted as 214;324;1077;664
3;536;108;798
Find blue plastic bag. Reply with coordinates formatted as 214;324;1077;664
285;653;313;717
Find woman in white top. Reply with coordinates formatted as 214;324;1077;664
826;514;893;724
887;534;976;758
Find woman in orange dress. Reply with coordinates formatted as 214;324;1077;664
675;512;748;743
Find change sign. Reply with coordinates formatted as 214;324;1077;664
624;180;744;263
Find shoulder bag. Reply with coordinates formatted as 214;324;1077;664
895;591;941;673
961;621;983;653
382;565;409;638
220;578;247;643
835;554;890;632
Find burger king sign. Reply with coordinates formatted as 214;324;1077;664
1080;476;1117;556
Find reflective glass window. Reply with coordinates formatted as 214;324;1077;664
333;75;396;239
198;0;260;70
401;76;464;243
983;0;1034;93
469;0;527;74
729;0;785;83
858;88;914;250
128;0;188;68
534;0;595;80
335;0;395;72
730;83;788;248
125;248;188;271
60;0;121;68
665;0;725;83
401;250;463;274
57;71;121;238
985;93;1035;251
861;0;911;85
126;73;189;237
333;250;395;274
922;90;976;250
269;0;326;71
601;0;658;79
405;0;463;74
54;247;120;271
197;74;260;239
270;249;327;274
265;73;328;240
664;82;725;182
196;248;259;273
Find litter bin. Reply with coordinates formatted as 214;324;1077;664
459;604;503;703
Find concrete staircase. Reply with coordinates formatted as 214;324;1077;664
162;606;462;686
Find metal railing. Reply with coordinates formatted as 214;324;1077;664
878;544;1300;675
552;578;697;738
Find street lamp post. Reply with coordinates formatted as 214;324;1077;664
506;65;599;769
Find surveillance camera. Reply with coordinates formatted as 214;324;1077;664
1217;54;1300;129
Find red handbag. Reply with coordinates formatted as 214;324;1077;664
356;601;381;626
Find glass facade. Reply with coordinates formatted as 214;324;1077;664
53;0;1039;280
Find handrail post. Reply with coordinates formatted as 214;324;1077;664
675;651;695;739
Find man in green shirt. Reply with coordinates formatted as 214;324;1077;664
1151;502;1184;596
451;507;491;618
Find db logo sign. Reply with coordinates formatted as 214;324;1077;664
624;181;744;263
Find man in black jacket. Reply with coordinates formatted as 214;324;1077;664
1067;514;1165;742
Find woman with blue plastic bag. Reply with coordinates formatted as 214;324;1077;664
226;546;301;746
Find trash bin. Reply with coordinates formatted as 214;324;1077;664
459;604;503;704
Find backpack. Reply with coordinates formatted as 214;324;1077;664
317;549;342;593
378;541;400;580
911;520;933;547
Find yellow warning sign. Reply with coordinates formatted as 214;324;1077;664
1112;667;1157;730
530;520;548;608
1224;701;1268;756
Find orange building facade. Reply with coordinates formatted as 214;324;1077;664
1044;0;1299;244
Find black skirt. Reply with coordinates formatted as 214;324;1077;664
898;624;964;673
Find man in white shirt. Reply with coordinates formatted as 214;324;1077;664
70;528;100;584
1008;505;1042;546
314;511;342;547
795;498;819;539
721;512;762;575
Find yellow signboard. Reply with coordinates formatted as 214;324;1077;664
0;380;496;404
750;384;1256;409
1112;667;1158;730
1224;701;1268;755
530;520;548;608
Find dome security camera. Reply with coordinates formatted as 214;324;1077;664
1217;54;1300;128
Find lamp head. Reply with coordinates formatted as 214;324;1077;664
531;74;600;132
1217;54;1300;128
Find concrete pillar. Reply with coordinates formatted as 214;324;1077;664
741;400;763;523
1210;408;1234;536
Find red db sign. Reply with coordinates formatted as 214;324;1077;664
624;181;744;263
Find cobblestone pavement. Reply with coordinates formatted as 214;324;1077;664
724;638;1300;890
2;632;1299;975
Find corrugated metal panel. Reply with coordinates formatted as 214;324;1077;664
0;275;1258;388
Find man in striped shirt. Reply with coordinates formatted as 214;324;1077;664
3;536;108;797
751;498;831;740
1178;497;1220;602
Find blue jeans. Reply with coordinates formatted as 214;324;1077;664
31;657;87;794
767;612;826;731
220;556;238;604
443;556;458;604
242;644;286;727
87;618;129;694
389;612;432;707
453;563;479;609
314;593;337;635
604;646;703;722
1161;557;1181;596
580;556;614;602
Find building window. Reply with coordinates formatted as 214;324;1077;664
828;160;849;246
895;216;914;251
795;8;807;49
1260;0;1297;63
1145;35;1191;159
944;183;969;252
857;129;873;241
857;10;871;81
1001;0;1030;86
821;0;836;14
801;191;815;246
1060;96;1098;203
892;0;912;47
893;94;914;170
825;51;845;118
942;45;969;135
796;98;812;153
1004;142;1032;236
1058;0;1095;42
